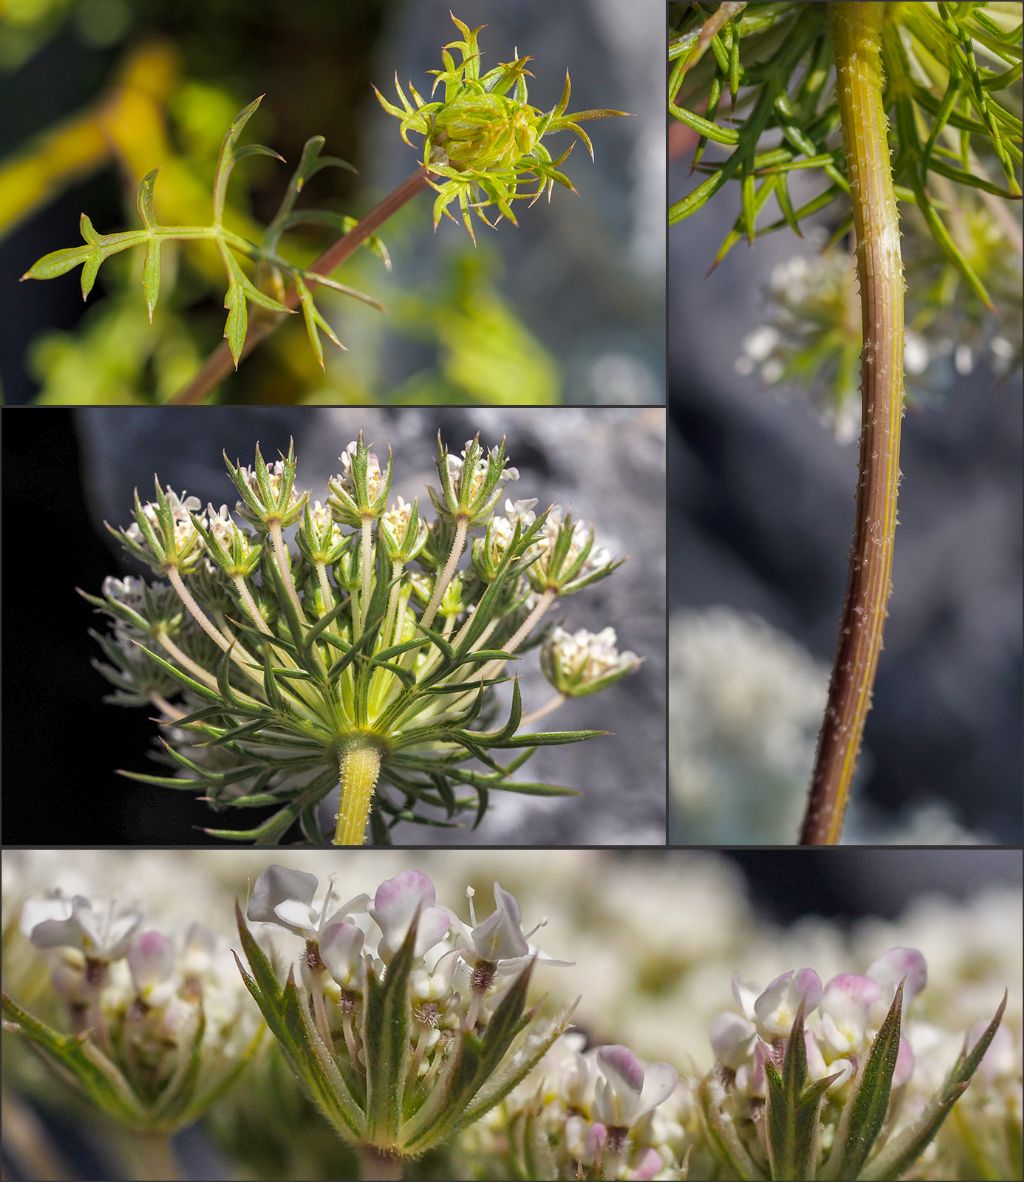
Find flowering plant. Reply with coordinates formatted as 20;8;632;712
669;0;1022;844
1;892;263;1139
21;13;626;403
375;13;626;242
2;853;1017;1181
84;431;633;845
233;865;577;1175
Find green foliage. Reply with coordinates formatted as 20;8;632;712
669;1;1023;302
22;97;381;369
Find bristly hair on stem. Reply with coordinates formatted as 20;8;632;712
668;0;1022;842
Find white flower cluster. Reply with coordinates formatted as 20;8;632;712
446;441;519;506
471;1032;686;1181
542;626;641;697
126;488;201;551
669;608;827;843
710;948;923;1099
247;865;569;1056
12;886;261;1120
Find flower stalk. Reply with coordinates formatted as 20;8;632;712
800;2;904;846
335;740;384;847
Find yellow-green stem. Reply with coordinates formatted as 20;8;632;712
333;740;383;846
801;2;904;845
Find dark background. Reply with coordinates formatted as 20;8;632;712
1;406;666;846
0;0;664;406
668;161;1024;845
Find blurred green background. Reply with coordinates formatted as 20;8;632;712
0;0;665;406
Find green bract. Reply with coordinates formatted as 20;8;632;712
376;13;629;241
84;431;631;846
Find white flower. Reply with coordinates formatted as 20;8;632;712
708;1010;756;1069
452;883;571;974
817;973;881;1056
319;921;366;989
247;865;368;943
128;929;177;1005
368;870;451;961
27;895;142;963
753;968;823;1038
592;1044;679;1129
867;946;928;1017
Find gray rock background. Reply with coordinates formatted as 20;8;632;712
76;405;666;845
668;164;1023;843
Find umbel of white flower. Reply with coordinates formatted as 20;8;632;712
2;891;263;1133
698;948;1006;1182
235;865;578;1162
85;430;635;846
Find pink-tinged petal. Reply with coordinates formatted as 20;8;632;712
794;968;824;1009
128;930;175;993
709;1011;756;1069
632;1147;664;1181
319;921;365;985
825;973;881;1008
248;866;318;925
598;1044;646;1097
638;1061;679;1118
586;1122;608;1159
893;1036;915;1088
867;947;927;1004
372;871;434;928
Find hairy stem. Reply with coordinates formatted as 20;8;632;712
125;1133;181;1181
154;629;217;690
334;739;383;846
801;2;904;845
171;167;430;404
233;573;272;634
361;517;374;630
270;522;307;623
358;1146;404;1181
316;560;335;613
480;588;557;682
420;516;468;631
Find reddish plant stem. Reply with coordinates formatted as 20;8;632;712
171;166;430;404
800;3;905;844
